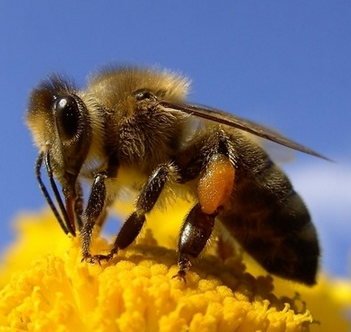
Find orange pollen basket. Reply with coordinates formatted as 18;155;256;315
197;154;235;215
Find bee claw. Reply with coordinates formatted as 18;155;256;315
93;253;114;262
172;270;187;283
81;253;114;265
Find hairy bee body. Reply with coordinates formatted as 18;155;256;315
27;66;321;285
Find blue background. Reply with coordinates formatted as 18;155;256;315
0;1;350;278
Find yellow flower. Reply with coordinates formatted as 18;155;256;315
0;203;350;332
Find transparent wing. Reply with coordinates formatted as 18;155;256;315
160;101;330;161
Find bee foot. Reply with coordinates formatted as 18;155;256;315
172;270;187;283
81;252;115;265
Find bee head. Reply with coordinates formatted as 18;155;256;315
26;75;92;192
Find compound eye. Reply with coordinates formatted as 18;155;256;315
54;96;80;140
133;89;157;101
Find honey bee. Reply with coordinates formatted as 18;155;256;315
26;66;328;285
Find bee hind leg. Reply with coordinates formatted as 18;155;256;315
175;131;237;280
174;203;216;281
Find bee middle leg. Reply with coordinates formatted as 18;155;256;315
105;162;178;259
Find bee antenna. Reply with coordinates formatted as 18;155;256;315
35;152;76;236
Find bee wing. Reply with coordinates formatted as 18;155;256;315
261;138;296;164
160;101;330;161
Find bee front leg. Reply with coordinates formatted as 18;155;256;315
80;172;108;263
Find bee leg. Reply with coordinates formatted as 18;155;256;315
175;132;236;280
74;181;84;230
108;163;176;257
175;203;216;281
80;172;108;263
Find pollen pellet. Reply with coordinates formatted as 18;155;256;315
197;154;235;214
